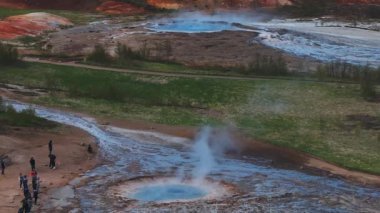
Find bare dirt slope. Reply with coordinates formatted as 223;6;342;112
0;126;98;212
0;12;72;39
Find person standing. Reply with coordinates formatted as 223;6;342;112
22;175;29;195
29;157;36;171
33;189;38;205
48;154;53;169
19;173;23;188
87;144;93;154
51;154;56;169
1;159;5;175
19;198;27;213
26;195;33;213
32;174;37;190
48;140;53;154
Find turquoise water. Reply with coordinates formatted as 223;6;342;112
147;20;237;33
132;184;207;202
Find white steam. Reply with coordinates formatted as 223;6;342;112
191;126;215;182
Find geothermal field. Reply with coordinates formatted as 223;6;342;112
0;1;380;212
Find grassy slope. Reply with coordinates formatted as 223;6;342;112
0;62;379;174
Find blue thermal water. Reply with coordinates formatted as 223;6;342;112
131;184;206;201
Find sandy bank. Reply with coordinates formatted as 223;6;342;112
0;125;98;212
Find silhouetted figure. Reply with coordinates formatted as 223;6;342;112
33;189;38;205
49;154;56;169
19;198;27;213
26;195;33;213
1;159;5;175
48;140;53;154
19;173;23;188
87;144;93;154
22;175;29;197
30;157;36;171
32;175;37;191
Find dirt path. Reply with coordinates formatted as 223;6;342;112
0;126;98;212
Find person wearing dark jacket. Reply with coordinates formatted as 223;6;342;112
32;175;37;191
33;189;38;205
48;140;53;154
87;144;93;154
22;175;29;196
26;195;33;213
1;159;5;175
19;173;23;188
19;198;27;213
49;154;56;169
29;157;36;171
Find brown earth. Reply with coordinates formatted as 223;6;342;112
0;126;98;212
45;23;316;71
0;12;73;40
96;1;146;15
117;30;306;69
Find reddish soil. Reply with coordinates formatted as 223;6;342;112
96;1;145;15
0;126;98;212
0;13;72;40
0;0;98;10
147;0;184;9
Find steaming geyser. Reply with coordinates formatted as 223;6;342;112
109;127;233;203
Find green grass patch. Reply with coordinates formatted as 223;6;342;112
0;99;57;130
0;62;379;174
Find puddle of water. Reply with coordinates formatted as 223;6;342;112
131;184;207;202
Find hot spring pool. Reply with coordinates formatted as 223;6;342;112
131;184;207;202
146;20;238;33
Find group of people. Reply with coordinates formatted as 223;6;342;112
19;170;39;213
18;140;56;213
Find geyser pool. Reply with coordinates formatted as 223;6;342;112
147;20;238;33
131;184;207;202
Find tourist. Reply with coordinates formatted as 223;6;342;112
30;169;37;177
32;174;37;191
26;195;33;213
33;189;38;205
48;140;53;154
19;173;23;188
87;144;93;154
1;159;5;175
23;187;30;200
49;154;56;169
30;157;36;171
19;198;27;213
22;175;29;196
